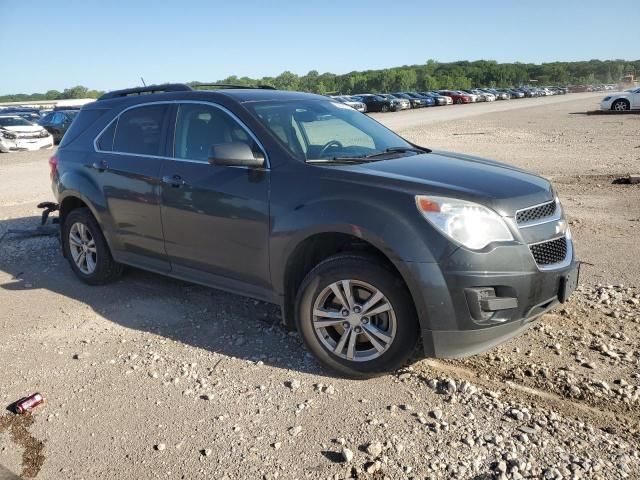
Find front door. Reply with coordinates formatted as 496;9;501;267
159;102;271;298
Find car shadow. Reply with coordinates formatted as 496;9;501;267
0;215;330;377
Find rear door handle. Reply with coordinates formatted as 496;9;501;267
91;160;107;172
162;174;187;188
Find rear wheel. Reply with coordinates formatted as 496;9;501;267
295;254;419;378
62;208;123;285
612;99;630;111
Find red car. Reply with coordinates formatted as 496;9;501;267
438;90;473;104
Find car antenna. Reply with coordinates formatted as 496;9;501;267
140;77;147;87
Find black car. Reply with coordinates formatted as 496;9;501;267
39;110;78;143
351;94;392;112
50;83;579;378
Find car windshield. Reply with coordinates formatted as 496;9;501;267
0;116;32;127
246;99;413;161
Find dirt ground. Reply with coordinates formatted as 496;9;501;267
0;93;638;480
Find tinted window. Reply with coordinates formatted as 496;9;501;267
174;104;255;162
113;105;168;156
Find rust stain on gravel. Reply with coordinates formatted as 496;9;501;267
0;414;45;478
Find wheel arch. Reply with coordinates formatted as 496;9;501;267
279;229;426;333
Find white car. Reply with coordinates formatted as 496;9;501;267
330;95;367;113
600;88;640;111
0;115;54;152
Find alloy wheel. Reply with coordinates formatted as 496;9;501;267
69;222;97;274
312;279;397;362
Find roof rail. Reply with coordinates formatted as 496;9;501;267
190;83;276;90
97;83;193;101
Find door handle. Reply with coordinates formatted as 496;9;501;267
162;174;187;188
91;160;107;172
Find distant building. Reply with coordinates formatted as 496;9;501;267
0;98;95;109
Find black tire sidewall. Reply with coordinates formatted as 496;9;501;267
62;208;119;285
296;256;419;378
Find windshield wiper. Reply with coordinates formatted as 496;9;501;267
305;157;370;164
305;146;429;165
363;146;429;158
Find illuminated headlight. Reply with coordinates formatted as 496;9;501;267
415;195;514;250
1;130;17;140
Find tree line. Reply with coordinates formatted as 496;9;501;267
2;59;638;102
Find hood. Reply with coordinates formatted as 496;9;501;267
334;151;553;217
2;125;45;133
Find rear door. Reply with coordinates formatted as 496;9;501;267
159;102;271;297
92;103;171;272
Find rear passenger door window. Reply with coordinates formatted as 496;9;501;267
173;103;258;162
113;105;169;156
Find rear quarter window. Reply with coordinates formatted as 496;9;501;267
59;108;109;148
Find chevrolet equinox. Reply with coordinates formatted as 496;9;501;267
50;84;579;377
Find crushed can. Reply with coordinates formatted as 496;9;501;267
15;393;45;414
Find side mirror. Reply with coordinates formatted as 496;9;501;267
208;142;265;168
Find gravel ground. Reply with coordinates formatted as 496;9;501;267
0;94;638;479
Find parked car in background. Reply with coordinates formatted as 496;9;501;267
351;94;393;112
507;89;525;99
52;83;579;377
418;92;449;106
600;87;640;111
405;92;435;107
425;91;453;105
390;92;425;109
438;90;472;104
377;94;411;111
460;89;489;102
0;115;54;152
330;95;367;113
38;109;79;143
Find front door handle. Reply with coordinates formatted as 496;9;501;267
162;174;187;188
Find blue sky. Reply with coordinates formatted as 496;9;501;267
2;0;638;94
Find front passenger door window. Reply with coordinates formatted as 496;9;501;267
174;104;259;162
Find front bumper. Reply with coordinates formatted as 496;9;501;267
600;99;614;110
406;238;578;358
0;135;54;152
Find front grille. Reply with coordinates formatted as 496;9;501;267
530;237;567;266
516;200;557;225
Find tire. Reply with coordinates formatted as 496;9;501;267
62;207;123;285
295;254;419;378
612;99;629;111
455;98;463;104
381;104;389;113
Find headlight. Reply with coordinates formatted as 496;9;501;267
415;195;514;250
40;129;50;138
1;130;17;140
603;96;611;101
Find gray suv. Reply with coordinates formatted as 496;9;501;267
50;84;579;377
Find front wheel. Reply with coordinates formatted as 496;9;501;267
381;104;389;113
612;99;629;111
295;254;419;378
